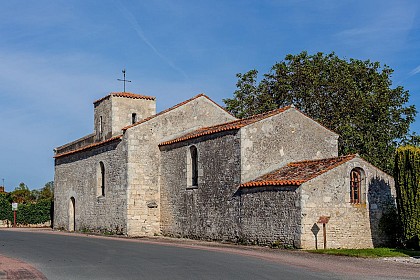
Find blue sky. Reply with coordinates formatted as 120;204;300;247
1;0;419;191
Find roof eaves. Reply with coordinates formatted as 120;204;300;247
54;135;123;158
159;125;242;146
288;154;357;183
240;180;304;188
93;92;155;104
287;154;356;167
158;105;292;147
239;154;357;188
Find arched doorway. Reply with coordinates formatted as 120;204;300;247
69;197;75;231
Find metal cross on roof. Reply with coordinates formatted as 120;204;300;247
117;69;132;93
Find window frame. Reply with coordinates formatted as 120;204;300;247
350;168;362;204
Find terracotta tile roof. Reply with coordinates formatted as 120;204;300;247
240;154;357;187
93;92;155;104
54;135;123;158
159;106;292;146
123;93;234;131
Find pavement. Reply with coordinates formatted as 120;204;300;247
0;254;46;280
0;228;419;280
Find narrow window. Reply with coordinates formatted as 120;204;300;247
350;169;361;204
190;146;198;187
97;161;105;197
132;113;137;124
69;197;75;231
99;116;103;138
100;162;105;196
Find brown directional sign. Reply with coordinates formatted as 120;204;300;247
318;216;330;224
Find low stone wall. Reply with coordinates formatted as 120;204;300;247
0;220;51;228
237;186;301;247
0;220;10;227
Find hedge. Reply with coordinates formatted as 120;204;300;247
0;193;53;225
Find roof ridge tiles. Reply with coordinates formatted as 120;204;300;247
287;154;357;166
240;105;293;121
240;154;358;188
93;92;156;104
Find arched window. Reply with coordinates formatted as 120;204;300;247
190;146;198;187
132;113;137;124
97;161;105;197
350;168;362;204
69;197;75;231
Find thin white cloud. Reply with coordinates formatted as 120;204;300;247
409;65;420;76
115;1;189;80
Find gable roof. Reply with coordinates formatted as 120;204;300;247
240;154;357;187
123;93;234;131
93;92;155;104
159;105;292;146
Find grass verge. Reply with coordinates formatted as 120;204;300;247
307;248;420;258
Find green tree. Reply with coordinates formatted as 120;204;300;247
394;146;420;249
39;181;54;201
224;51;416;173
10;183;32;204
402;133;420;147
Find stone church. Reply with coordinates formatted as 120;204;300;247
54;92;395;249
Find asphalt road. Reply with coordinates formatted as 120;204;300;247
0;229;418;280
0;229;336;280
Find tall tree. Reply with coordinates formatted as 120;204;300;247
224;51;416;173
39;181;54;200
394;146;420;248
10;183;32;204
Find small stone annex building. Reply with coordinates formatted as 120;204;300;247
53;92;395;249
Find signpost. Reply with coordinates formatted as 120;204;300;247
317;216;330;249
12;203;18;227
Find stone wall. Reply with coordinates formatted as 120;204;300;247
300;157;395;249
55;133;95;155
160;131;241;240
237;186;301;247
93;97;113;141
241;108;338;183
93;95;156;141
110;96;156;136
0;220;52;228
54;139;128;234
125;96;236;236
160;131;302;247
